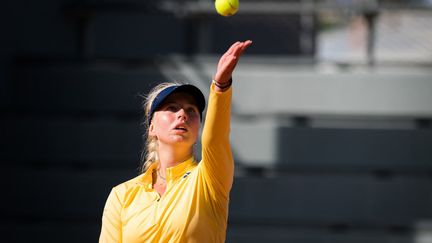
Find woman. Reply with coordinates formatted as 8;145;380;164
99;40;252;243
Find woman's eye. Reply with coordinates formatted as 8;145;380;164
166;105;179;112
187;108;198;116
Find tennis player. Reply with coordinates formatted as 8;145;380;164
99;40;252;243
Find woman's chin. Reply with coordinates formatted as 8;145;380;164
166;135;192;145
158;134;197;147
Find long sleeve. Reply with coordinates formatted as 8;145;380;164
200;83;234;199
99;188;123;243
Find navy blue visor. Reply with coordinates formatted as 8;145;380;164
148;84;206;126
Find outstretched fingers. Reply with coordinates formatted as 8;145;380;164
229;40;252;60
239;40;252;56
229;41;252;66
225;41;242;57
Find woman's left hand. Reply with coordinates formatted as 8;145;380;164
214;40;252;86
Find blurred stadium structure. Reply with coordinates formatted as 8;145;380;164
1;0;432;242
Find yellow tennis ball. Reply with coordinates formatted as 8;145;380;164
215;0;239;17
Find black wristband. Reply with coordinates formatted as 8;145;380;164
213;78;232;89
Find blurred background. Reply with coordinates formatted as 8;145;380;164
1;0;432;242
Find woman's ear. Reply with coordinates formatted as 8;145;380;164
149;122;156;137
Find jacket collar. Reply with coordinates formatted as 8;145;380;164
140;156;197;191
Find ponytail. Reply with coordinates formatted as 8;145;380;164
139;82;180;173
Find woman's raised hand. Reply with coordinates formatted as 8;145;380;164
213;40;252;86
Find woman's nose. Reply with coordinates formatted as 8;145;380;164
177;109;188;121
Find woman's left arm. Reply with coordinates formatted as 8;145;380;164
200;40;252;198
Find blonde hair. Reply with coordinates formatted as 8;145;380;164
140;82;181;173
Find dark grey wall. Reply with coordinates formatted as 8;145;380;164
4;1;430;243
